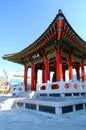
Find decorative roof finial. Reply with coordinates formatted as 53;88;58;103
58;9;62;14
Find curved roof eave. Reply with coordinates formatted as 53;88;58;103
2;9;86;64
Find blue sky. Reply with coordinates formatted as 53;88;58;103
0;0;86;77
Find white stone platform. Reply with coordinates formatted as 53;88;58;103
15;80;86;116
15;95;86;115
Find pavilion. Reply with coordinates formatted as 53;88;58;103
3;10;86;94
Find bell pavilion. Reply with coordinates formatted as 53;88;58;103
2;10;86;115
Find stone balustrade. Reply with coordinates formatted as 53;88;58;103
36;80;86;96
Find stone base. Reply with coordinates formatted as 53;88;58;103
15;96;86;115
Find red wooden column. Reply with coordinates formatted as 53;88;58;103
34;66;38;91
24;63;28;91
56;50;63;81
81;59;85;82
43;55;50;82
68;54;73;81
31;61;35;90
75;62;80;81
42;63;45;83
31;61;37;91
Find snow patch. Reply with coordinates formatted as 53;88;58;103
0;98;15;110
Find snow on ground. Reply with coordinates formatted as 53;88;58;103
0;94;86;130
